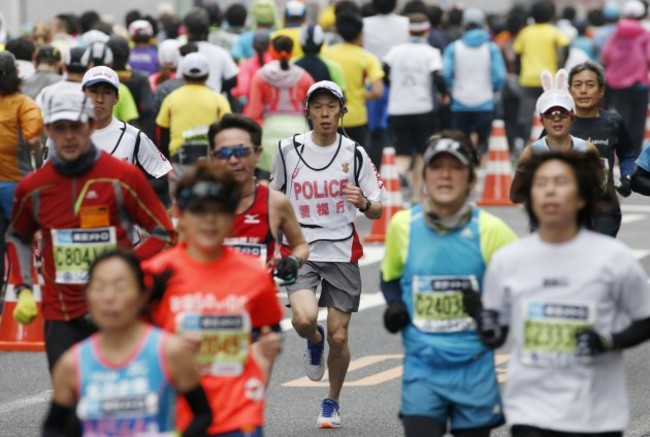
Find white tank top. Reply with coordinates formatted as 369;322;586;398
452;41;493;106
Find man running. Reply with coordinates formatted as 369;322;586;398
381;131;517;437
474;151;650;437
81;65;172;207
6;91;175;372
208;113;309;383
271;80;385;428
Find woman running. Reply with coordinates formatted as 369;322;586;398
44;249;212;437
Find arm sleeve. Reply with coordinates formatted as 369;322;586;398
122;168;176;259
180;384;213;437
630;166;650;195
6;184;39;286
615;117;637;176
246;74;265;124
222;51;240;81
19;98;44;141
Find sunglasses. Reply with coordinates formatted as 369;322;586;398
542;109;572;120
211;145;254;160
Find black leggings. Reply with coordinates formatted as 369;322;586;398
511;425;622;437
403;415;492;437
44;317;97;372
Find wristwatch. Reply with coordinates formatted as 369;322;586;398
359;198;372;213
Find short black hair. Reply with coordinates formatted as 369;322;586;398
226;4;247;27
401;0;428;15
184;7;211;41
336;13;363;42
569;61;605;88
5;37;35;62
107;36;130;70
204;2;222;26
80;10;101;33
448;8;463;26
334;1;361;18
372;0;397;15
208;113;263;150
531;0;555;23
517;151;603;229
125;9;142;28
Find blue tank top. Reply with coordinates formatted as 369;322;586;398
401;205;490;366
75;325;176;436
530;135;587;154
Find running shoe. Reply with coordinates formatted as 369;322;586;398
317;398;341;428
303;323;325;381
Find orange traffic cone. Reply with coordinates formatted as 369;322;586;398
477;120;515;207
0;253;45;351
365;147;402;243
644;105;650;143
529;111;543;143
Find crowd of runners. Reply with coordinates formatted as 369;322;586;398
2;0;650;436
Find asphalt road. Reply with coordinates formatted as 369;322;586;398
1;194;650;437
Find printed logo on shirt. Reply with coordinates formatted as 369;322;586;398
243;214;260;224
169;292;249;314
341;163;349;174
85;190;99;200
542;277;569;287
587;137;609;146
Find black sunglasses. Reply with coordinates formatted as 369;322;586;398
211;145;254;160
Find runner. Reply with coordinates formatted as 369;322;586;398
381;130;517;437
44;249;212;437
271;80;385;428
208;113;309;383
6;91;175;372
145;162;283;437
565;61;636;237
510;69;599;205
81;65;172;207
475;151;650;436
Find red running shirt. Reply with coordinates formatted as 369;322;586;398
144;245;283;435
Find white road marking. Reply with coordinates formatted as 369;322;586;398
0;390;51;415
621;204;650;213
622;214;646;224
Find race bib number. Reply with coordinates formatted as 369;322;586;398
412;275;477;333
225;242;267;266
522;300;595;367
78;393;161;436
176;313;251;376
52;227;117;284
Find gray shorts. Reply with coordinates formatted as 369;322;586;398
286;261;361;313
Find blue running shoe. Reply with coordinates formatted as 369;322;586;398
303;323;325;381
317;398;341;428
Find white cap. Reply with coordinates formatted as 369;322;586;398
81;29;110;47
623;0;646;18
304;80;345;108
536;91;576;115
128;20;154;38
299;24;325;47
285;0;306;18
43;91;94;124
82;66;120;91
462;8;485;27
158;39;181;67
180;52;209;78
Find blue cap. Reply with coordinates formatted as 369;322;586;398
604;1;621;20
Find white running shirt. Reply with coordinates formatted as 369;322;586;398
483;230;650;432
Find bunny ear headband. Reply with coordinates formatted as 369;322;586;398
537;69;575;115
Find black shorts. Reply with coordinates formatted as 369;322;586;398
44;317;97;372
511;424;622;437
389;112;435;156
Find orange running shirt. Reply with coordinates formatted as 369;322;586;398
144;244;283;435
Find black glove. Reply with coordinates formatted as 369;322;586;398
383;301;410;334
476;309;504;347
616;175;632;197
274;256;300;284
575;329;612;357
462;289;482;320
